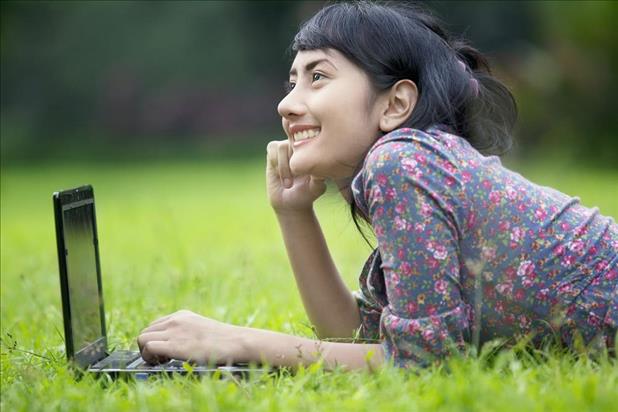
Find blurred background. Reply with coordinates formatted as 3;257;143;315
1;0;617;166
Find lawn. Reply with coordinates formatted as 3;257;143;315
1;156;617;411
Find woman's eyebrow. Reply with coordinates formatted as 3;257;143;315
289;58;337;76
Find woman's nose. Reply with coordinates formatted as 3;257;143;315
277;88;306;119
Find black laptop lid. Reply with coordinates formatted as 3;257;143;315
53;185;107;368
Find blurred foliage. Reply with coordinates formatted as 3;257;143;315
1;1;616;166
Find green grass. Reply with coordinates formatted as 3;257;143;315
1;157;617;411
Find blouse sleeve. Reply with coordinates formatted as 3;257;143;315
360;137;471;368
353;248;387;341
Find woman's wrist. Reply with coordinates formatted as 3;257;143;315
237;326;385;371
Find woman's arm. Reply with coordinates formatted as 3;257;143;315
138;310;385;371
266;140;361;339
276;209;362;339
241;324;385;371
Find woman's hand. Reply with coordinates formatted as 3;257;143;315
137;310;247;365
266;139;327;214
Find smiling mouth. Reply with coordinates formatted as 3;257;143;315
293;128;320;142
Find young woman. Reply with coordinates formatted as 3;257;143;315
138;2;617;370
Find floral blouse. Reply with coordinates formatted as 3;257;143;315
351;125;618;368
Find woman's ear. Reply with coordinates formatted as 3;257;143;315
379;80;418;133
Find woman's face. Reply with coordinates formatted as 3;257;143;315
277;48;384;180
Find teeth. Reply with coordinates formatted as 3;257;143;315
293;128;320;141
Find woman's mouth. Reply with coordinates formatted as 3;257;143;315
292;128;320;148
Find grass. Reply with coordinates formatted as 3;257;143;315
1;156;617;411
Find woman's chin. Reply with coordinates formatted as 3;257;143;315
289;157;312;177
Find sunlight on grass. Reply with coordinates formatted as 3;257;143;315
1;158;617;411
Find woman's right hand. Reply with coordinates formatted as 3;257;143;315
266;139;327;215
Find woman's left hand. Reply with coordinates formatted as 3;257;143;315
137;310;248;365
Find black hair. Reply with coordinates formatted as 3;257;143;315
290;1;518;248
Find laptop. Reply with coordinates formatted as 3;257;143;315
53;185;269;379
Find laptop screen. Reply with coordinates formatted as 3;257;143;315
62;201;105;354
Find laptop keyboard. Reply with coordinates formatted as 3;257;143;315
92;350;142;369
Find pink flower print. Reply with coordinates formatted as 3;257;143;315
575;226;588;237
568;239;586;255
605;269;618;281
519;314;530;329
495;301;504;313
427;305;438;316
536;288;550;301
553;244;565;257
394;216;408;231
408;320;420;334
443;162;456;174
516;202;527;213
414;222;425;232
498;220;510;233
587;312;601;327
535;208;547;220
375;224;385;238
377;174;388;186
385;187;397;201
439;329;449;341
481;246;497;261
522;277;534;288
434;279;448;294
461;171;472;183
511;227;524;244
427;257;440;269
369;185;384;204
505;186;517;200
496;283;513;296
467;212;477;229
517;260;535;277
433;244;448;260
561;255;576;267
560;222;571;231
489;190;502;205
426;241;436;252
595;260;609;272
445;176;456;187
401;157;418;173
505;266;517;281
558;283;572;294
395;202;406;215
406;302;417;315
420;202;433;217
482;179;492;190
515;289;525;301
422;328;435;341
414;153;427;165
400;261;413;276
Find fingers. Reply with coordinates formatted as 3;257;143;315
141;340;173;365
137;331;168;352
277;141;293;188
266;140;279;170
309;175;327;197
266;140;294;189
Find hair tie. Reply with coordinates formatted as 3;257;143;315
457;59;480;97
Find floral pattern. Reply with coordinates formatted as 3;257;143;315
351;125;618;368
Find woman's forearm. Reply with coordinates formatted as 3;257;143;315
276;209;361;339
240;326;385;371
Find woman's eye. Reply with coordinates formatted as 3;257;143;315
312;72;324;82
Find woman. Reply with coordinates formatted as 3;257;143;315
138;2;617;370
